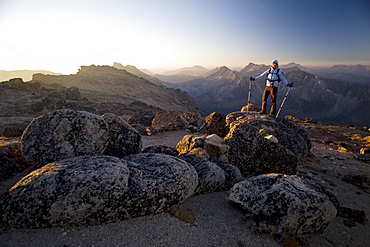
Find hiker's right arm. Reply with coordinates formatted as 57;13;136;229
255;69;269;80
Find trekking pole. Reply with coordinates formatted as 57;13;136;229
247;77;253;105
276;83;293;118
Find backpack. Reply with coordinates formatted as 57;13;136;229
268;68;281;82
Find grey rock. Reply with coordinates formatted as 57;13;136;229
102;113;142;158
122;153;198;216
209;156;243;189
176;134;206;154
224;117;298;176
228;174;337;236
201;112;227;137
179;153;226;195
241;103;261;112
181;112;205;127
127;110;157;126
0;141;35;182
131;124;148;135
151;111;189;132
142;145;179;156
1;121;30;137
186;147;210;159
227;112;311;157
1;156;131;228
21;109;109;166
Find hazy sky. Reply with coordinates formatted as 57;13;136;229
0;0;369;74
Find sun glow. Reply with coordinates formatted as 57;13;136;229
0;11;177;74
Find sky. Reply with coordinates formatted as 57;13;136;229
0;0;369;74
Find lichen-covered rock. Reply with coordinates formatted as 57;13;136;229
226;112;311;158
122;153;198;216
224;118;298;176
209;156;243;189
201;112;227;137
228;174;337;236
0;141;35;182
178;153;225;194
142;145;179;156
1;156;130;228
102;113;142;158
151;111;189;132
21;109;109;166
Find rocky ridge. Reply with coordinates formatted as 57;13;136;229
0;106;369;246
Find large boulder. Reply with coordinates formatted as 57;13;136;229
226;112;311;158
102;113;142;158
21;109;109;167
122;153;198;216
228;174;337;236
1;156;131;228
224;117;298;176
151;111;189;132
0;141;34;182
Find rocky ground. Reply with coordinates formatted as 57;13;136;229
0;120;369;247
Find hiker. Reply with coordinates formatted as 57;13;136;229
250;60;293;116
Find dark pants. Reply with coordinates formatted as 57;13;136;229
261;86;278;115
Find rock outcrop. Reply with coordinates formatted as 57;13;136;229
228;174;337;236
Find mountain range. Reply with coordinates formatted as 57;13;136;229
1;62;369;127
157;63;369;126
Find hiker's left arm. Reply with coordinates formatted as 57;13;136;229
279;70;289;85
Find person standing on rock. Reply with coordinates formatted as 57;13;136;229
250;60;293;116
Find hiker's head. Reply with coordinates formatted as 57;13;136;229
271;60;278;68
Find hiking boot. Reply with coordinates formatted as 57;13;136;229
269;114;276;117
258;111;266;114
